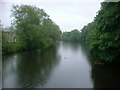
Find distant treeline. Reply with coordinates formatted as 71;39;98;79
62;29;81;42
62;2;120;63
2;5;61;54
62;22;94;43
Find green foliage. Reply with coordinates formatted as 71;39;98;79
62;29;81;42
2;42;21;54
2;5;61;54
62;23;94;43
89;2;120;63
11;5;61;50
80;22;94;43
42;19;62;45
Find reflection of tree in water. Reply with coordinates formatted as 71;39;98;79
62;42;81;52
91;64;120;88
78;43;120;88
16;47;60;88
80;43;93;66
80;43;90;55
69;42;81;51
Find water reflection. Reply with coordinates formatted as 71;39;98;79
62;42;82;52
91;64;120;88
3;42;120;88
3;47;60;88
53;42;93;88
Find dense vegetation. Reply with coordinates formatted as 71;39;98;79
62;29;81;42
89;2;120;63
2;5;61;54
62;2;120;63
62;22;94;43
80;22;94;43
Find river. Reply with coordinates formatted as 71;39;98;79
2;42;120;88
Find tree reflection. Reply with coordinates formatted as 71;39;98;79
62;42;81;53
16;47;60;88
91;64;120;88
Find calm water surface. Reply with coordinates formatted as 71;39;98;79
3;42;120;88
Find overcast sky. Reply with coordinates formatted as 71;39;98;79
0;0;105;31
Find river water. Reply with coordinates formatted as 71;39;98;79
2;42;120;88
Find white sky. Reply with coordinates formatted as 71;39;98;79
0;0;105;31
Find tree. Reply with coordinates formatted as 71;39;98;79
80;22;94;43
12;5;48;50
62;29;81;42
89;2;120;63
11;5;61;50
42;19;62;44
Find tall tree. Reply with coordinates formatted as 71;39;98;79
89;2;120;63
80;22;94;43
11;5;61;50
